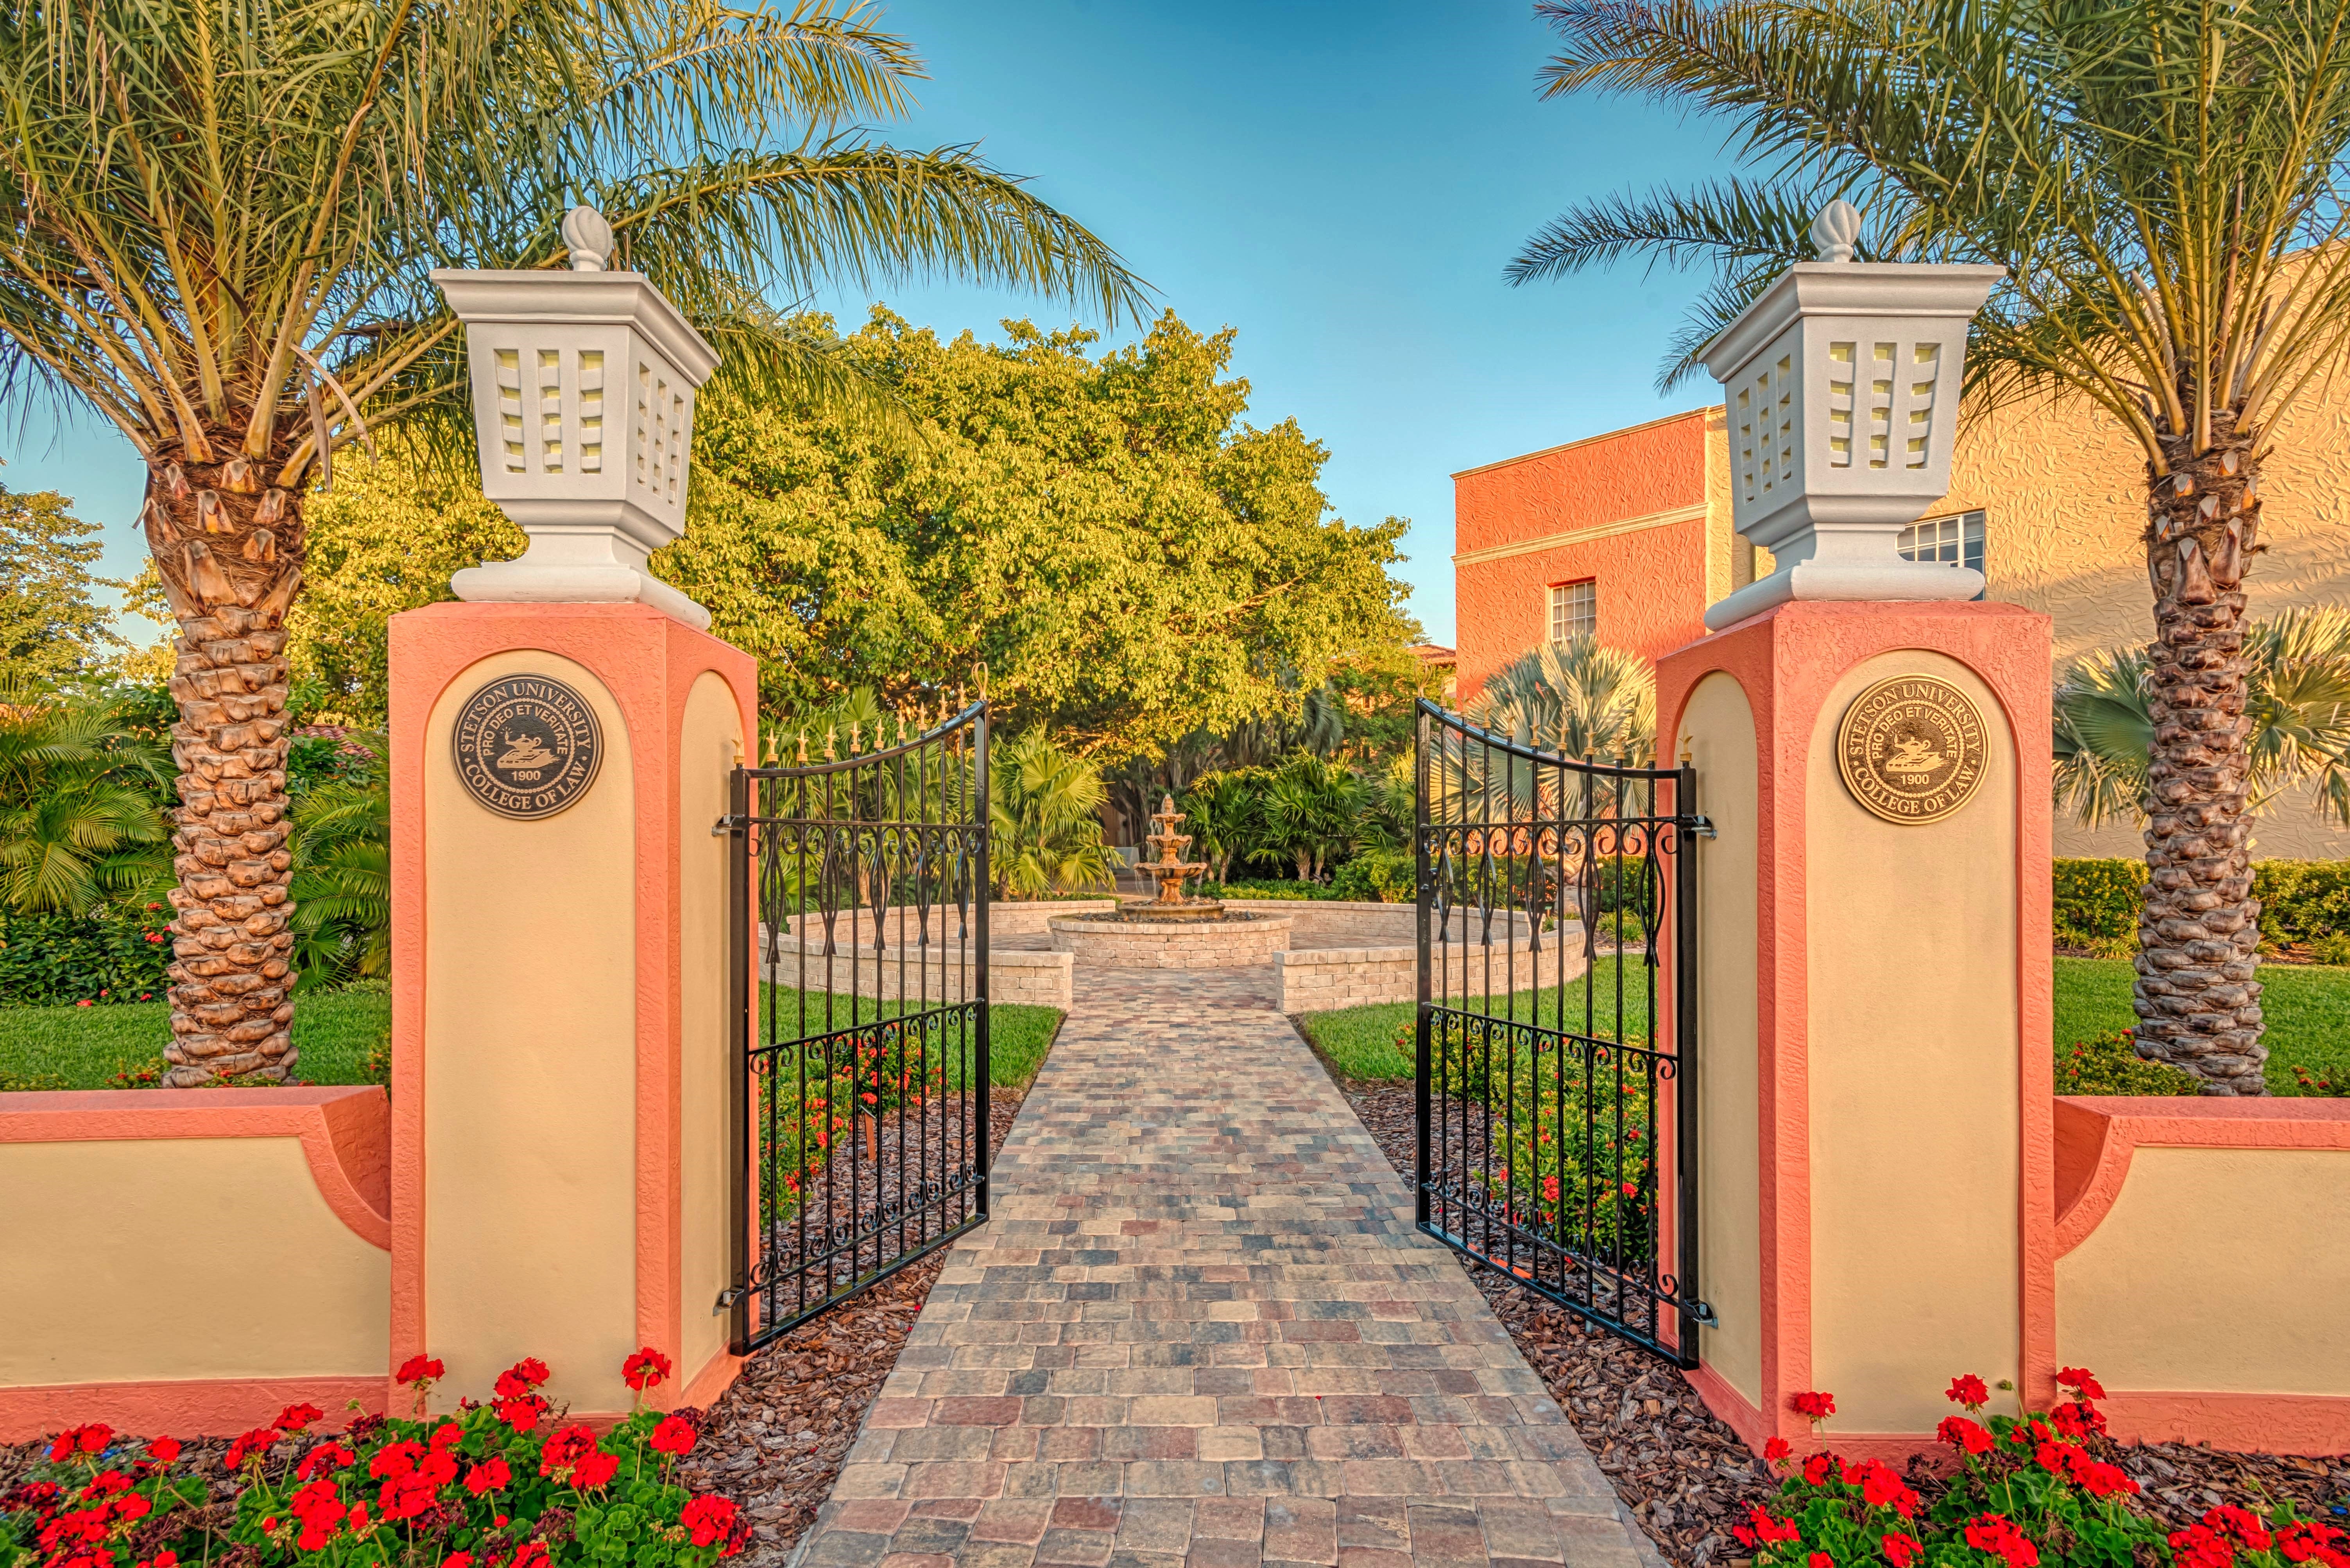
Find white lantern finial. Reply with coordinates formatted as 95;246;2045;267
1810;200;1861;263
1697;217;2004;630
430;234;720;630
561;206;614;272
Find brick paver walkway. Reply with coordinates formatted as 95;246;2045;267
787;965;1650;1568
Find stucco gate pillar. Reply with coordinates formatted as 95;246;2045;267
387;211;757;1420
1657;204;2055;1457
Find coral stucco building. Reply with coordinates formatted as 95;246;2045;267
1453;395;2350;857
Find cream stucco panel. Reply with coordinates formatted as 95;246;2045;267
678;671;740;1385
0;1137;388;1385
2057;1145;2350;1396
1807;650;2021;1434
424;650;635;1413
1683;673;1762;1404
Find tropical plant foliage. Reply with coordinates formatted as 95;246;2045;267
289;736;391;989
1512;0;2350;1091
2056;609;2350;827
0;681;170;916
1467;638;1656;766
987;730;1115;900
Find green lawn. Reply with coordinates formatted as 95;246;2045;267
1297;954;2350;1095
2054;956;2350;1095
1299;956;1656;1083
757;984;1062;1092
1;983;1061;1094
0;985;392;1090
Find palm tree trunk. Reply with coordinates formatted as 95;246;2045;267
140;447;306;1087
2134;418;2265;1095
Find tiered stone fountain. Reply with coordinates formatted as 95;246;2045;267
1047;795;1293;968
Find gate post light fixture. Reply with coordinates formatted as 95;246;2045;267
432;206;720;631
1700;201;2005;631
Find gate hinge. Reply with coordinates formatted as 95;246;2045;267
715;1286;745;1314
1685;1298;1719;1326
1678;814;1717;839
712;814;750;838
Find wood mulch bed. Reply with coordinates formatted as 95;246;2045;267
1340;1081;2350;1567
675;1088;1023;1565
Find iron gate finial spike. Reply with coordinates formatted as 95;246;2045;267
824;724;836;761
797;730;809;765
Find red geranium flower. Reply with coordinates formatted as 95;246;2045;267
1802;1453;1838;1487
2055;1366;2107;1402
296;1443;355;1482
2207;1507;2274;1553
1811;1554;1834;1568
376;1470;438;1523
623;1347;673;1392
493;1358;551;1399
145;1436;181;1465
464;1457;511;1496
368;1442;424;1481
2079;1461;2139;1499
649;1414;698;1457
571;1449;620;1489
2275;1520;2350;1567
1966;1514;2041;1568
1849;1459;1918;1519
1938;1416;1994;1456
1946;1374;1991;1408
681;1496;741;1549
539;1425;600;1477
274;1402;323;1433
224;1427;280;1470
394;1355;444;1387
1792;1390;1836;1421
46;1424;113;1462
1884;1534;1924;1568
2172;1524;2237;1568
1763;1436;1792;1462
496;1396;548;1433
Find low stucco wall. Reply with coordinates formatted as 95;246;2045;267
2053;1096;2350;1453
0;1087;392;1439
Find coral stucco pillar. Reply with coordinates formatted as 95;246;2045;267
388;602;756;1420
1657;601;2054;1458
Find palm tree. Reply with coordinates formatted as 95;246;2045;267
1467;637;1657;766
2056;609;2350;830
0;680;171;915
0;0;1143;1084
1257;754;1366;883
1512;0;2350;1092
989;731;1116;900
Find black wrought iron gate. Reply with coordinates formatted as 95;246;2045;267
1413;698;1706;1363
722;703;991;1353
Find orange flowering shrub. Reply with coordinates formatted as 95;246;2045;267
1;1350;746;1568
1735;1371;2348;1568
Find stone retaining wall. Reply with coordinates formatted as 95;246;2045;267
1277;932;1587;1013
1047;913;1293;970
758;932;1073;1010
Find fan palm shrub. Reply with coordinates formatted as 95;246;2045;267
1514;0;2350;1092
0;680;171;916
1257;755;1367;883
2056;609;2350;829
1177;769;1268;884
1467;638;1656;766
988;731;1115;900
0;0;1141;1082
288;737;390;990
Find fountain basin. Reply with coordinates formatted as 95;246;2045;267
1048;909;1292;969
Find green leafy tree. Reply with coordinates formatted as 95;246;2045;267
0;0;1140;1083
0;681;171;915
663;311;1420;759
0;485;125;682
1510;0;2350;1090
2056;609;2350;830
988;730;1115;900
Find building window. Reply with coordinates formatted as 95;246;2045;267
1549;579;1596;644
1899;510;1986;593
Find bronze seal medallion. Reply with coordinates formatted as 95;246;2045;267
451;674;604;820
1835;674;1988;825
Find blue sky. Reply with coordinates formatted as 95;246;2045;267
2;0;1734;649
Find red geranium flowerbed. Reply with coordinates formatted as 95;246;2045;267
2;1350;747;1568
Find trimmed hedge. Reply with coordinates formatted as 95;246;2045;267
2054;857;2350;961
0;906;175;1008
